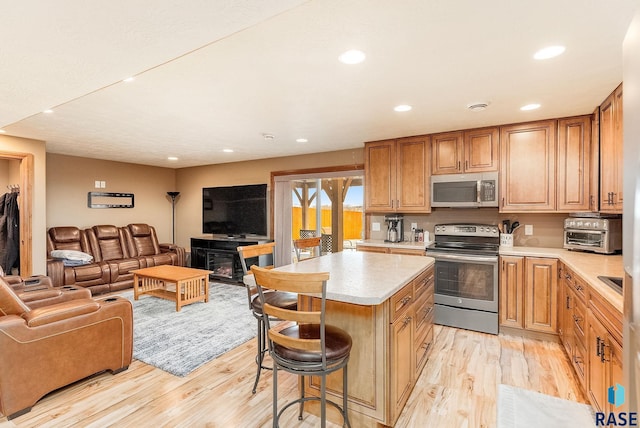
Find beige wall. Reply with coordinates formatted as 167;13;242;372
0;135;47;274
47;153;177;243
175;148;364;250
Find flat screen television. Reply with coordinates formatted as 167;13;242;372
202;184;267;236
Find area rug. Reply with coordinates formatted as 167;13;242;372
120;282;256;377
497;384;596;428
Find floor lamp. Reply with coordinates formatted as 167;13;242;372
167;192;180;244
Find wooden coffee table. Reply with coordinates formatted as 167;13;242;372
132;265;213;311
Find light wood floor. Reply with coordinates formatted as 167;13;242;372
1;325;588;427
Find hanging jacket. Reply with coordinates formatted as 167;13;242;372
0;192;19;273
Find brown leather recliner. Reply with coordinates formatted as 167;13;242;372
0;276;133;420
87;225;141;292
125;223;185;267
6;275;92;309
46;226;110;293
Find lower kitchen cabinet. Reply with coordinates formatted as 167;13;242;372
499;256;525;328
586;288;625;413
558;263;587;388
390;267;434;421
557;261;625;413
499;256;557;334
525;257;558;333
587;312;624;412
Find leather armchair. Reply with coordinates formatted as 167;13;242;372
0;276;133;420
7;275;92;309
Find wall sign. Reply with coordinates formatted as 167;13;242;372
87;192;134;208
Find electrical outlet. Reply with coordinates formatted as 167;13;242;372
411;222;417;230
372;222;381;232
525;225;533;235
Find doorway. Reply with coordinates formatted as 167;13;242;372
0;151;34;276
271;166;364;266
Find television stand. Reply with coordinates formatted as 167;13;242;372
190;236;270;282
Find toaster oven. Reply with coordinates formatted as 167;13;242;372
563;217;622;254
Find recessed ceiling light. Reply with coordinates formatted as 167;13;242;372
167;156;178;161
123;77;135;83
0;129;5;134
223;149;234;153
394;104;412;112
296;138;308;143
534;45;565;60
338;49;366;65
520;103;541;111
43;109;54;114
467;102;489;112
262;133;275;141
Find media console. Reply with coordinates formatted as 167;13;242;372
190;236;271;282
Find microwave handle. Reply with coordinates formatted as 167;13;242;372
477;180;482;204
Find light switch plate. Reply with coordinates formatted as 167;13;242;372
525;225;533;235
372;222;381;232
94;180;101;188
100;181;106;188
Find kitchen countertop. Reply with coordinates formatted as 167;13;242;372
357;239;433;251
500;246;624;313
272;251;435;305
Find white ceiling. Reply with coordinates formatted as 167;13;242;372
1;0;637;168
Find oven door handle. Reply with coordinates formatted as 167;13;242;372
565;228;605;235
428;253;498;263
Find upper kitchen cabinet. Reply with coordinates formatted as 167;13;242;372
599;84;623;213
365;136;431;213
557;115;592;212
431;127;499;175
500;120;557;212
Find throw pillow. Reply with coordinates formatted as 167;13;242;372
50;250;93;262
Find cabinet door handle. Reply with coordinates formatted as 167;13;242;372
611;193;617;205
596;336;602;358
566;295;571;309
457;161;461;171
465;160;469;170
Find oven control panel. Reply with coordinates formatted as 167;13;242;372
434;224;499;237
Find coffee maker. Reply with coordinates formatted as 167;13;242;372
384;214;404;243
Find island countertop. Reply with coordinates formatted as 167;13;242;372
273;251;435;305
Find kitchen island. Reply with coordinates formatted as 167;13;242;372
273;251;435;427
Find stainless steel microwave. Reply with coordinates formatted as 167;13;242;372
431;172;499;208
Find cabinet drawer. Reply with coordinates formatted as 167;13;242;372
390;283;414;322
414;324;433;377
572;340;587;388
572;276;587;302
414;267;434;298
414;292;434;338
573;298;587;347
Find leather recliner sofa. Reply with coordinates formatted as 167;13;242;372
5;274;92;309
46;223;185;294
0;276;133;420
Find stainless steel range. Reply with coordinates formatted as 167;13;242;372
427;223;500;335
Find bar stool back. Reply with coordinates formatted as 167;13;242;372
293;237;322;261
237;242;297;394
252;265;352;428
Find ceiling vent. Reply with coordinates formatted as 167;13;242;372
467;102;489;112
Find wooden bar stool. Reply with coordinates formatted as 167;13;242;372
237;242;297;394
252;265;352;428
293;236;322;261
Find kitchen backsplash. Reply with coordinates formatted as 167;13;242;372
367;209;569;248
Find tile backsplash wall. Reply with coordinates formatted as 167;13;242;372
367;209;568;248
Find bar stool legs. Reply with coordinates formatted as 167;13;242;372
252;315;271;394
